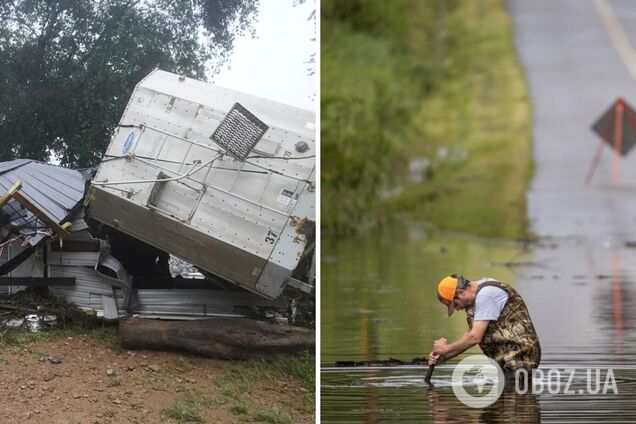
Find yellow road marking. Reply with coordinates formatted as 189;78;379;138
594;0;636;82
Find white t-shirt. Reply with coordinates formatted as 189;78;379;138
474;278;509;321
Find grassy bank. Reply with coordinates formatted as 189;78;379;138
322;0;532;240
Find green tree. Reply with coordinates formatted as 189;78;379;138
0;0;258;167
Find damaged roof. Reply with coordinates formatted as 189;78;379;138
0;160;87;245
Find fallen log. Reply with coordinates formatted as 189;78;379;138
119;316;314;359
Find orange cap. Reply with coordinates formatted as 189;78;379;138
437;276;458;316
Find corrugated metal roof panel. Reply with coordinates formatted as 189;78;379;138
0;159;31;175
0;160;87;243
14;164;84;207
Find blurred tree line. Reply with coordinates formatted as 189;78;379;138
321;0;464;236
0;0;258;167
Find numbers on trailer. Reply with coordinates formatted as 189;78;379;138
265;230;278;244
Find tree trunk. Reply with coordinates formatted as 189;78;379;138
119;316;314;359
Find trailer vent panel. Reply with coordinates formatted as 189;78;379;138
210;103;269;161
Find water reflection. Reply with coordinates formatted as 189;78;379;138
321;223;636;422
427;387;540;424
321;224;526;364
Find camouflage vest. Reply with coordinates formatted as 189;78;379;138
465;280;541;371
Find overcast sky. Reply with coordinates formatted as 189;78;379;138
212;0;316;111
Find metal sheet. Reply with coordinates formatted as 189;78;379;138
132;288;286;317
0;159;31;175
99;254;129;283
48;265;125;316
0;160;87;243
46;251;99;267
101;295;119;320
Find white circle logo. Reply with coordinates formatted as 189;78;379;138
451;355;505;408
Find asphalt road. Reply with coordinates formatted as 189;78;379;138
510;0;636;241
510;4;636;418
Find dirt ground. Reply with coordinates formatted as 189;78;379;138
0;331;314;424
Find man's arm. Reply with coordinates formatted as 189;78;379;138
428;320;490;364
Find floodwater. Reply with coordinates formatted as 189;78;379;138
321;223;636;423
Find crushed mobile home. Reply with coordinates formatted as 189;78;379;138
0;70;315;322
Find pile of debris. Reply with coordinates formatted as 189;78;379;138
0;287;98;333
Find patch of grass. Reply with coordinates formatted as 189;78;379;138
229;404;249;415
163;401;204;422
226;402;295;424
216;353;314;421
252;408;295;424
218;353;314;394
84;325;121;350
0;309;120;352
217;381;240;401
0;327;57;349
162;391;217;423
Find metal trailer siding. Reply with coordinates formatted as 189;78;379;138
90;188;267;289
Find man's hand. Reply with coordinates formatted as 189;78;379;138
428;351;443;366
433;338;450;356
428;337;449;366
428;322;489;365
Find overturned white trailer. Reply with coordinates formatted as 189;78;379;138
89;70;315;299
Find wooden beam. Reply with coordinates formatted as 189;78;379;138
12;191;69;238
0;181;22;208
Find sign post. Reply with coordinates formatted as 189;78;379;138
587;97;636;186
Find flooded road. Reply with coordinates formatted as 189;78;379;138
321;224;636;422
512;0;636;239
